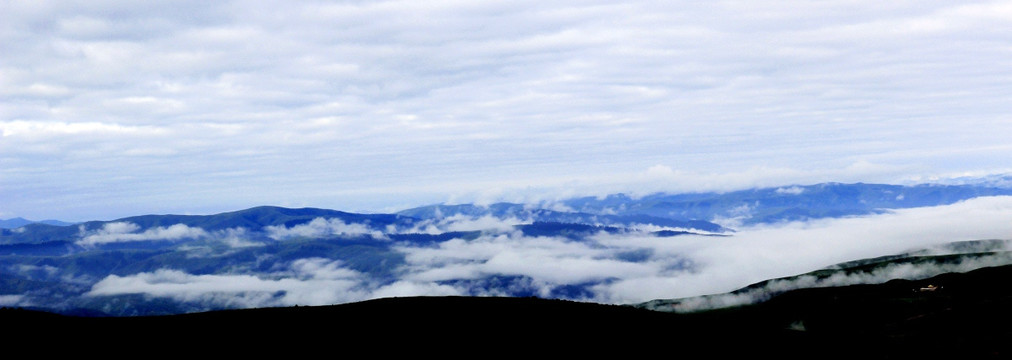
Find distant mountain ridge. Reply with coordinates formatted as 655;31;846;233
396;202;729;233
6;178;1012;230
83;205;413;234
556;181;1012;226
0;217;75;229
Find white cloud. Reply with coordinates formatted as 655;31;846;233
77;222;209;246
76;196;1012;310
775;186;805;195
389;196;1012;305
368;280;464;299
665;250;1012;313
593;196;1012;304
217;227;262;249
86;258;373;308
264;217;386;240
0;294;26;307
394;214;531;235
0;120;166;138
397;231;657;285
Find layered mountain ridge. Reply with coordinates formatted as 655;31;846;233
1;180;1011;318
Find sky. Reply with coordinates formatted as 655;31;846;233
3;0;1012;222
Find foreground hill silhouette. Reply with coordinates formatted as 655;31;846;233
5;264;1010;358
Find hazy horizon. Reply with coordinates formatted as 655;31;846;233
3;172;1012;224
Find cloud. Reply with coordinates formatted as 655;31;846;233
775;186;805;195
77;196;1012;310
396;231;659;285
3;1;1012;221
393;213;532;235
0;294;27;307
394;196;1012;305
85;257;373;308
367;280;464;299
664;250;1012;313
592;196;1012;304
216;227;263;249
264;217;387;240
77;222;209;246
83;256;469;310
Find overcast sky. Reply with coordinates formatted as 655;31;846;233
3;1;1012;221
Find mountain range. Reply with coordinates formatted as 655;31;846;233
2;179;1012;322
0;217;75;229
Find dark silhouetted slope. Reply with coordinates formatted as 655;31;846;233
5;264;1011;358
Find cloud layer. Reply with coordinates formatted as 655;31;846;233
264;217;386;240
78;222;209;246
3;1;1012;221
80;196;1012;309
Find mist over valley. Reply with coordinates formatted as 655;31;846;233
4;179;1012;318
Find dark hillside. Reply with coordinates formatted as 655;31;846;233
5;265;1011;358
674;264;1012;359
